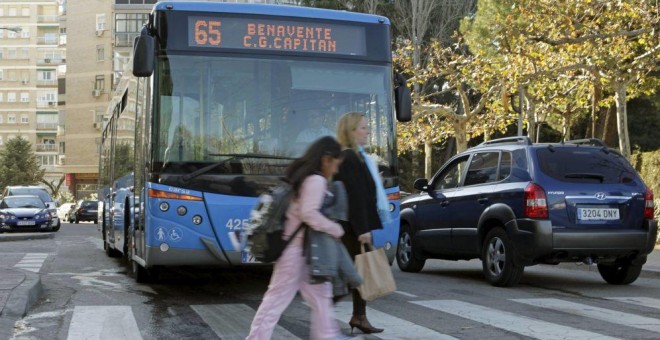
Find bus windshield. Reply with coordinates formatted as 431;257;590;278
153;54;394;177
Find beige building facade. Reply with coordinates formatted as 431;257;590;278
0;0;64;185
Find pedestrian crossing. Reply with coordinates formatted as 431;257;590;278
19;296;660;340
13;253;48;273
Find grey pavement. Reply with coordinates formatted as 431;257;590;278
0;233;52;340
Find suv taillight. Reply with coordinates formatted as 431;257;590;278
645;187;654;220
524;183;548;219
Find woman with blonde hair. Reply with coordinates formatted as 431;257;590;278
334;112;390;334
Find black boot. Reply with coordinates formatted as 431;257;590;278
348;315;384;334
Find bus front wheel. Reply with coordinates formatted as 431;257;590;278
128;232;159;283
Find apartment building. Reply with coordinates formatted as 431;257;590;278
0;0;64;185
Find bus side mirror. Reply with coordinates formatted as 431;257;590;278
133;26;154;77
394;72;412;122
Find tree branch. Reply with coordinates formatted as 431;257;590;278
527;27;654;46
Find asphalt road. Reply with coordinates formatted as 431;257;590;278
3;223;660;340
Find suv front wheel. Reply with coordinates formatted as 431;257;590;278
482;228;524;287
396;224;425;272
597;261;642;285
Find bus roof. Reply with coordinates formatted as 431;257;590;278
154;1;390;25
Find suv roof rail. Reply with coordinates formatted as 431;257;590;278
477;136;533;147
565;138;607;147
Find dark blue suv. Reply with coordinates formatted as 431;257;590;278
398;137;657;286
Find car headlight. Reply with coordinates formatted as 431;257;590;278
0;213;5;219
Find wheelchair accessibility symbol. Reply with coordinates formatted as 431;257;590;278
169;227;183;242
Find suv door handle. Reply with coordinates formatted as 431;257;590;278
440;200;450;207
477;198;489;204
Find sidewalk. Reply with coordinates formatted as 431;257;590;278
0;233;52;339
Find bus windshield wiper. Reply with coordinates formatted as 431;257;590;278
181;153;295;182
564;173;604;182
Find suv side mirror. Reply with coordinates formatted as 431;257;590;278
413;178;429;191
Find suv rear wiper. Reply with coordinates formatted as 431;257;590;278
564;173;604;182
181;153;295;182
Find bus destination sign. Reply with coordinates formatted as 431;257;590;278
188;16;366;56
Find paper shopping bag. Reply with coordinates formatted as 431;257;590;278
355;244;396;301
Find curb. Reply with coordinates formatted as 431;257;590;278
0;232;55;242
0;272;42;340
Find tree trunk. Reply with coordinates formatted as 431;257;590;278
613;81;631;158
455;121;468;153
526;94;536;142
411;149;419;180
424;138;433;179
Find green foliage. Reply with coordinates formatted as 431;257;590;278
0;137;45;190
628;94;660;152
631;149;660;222
56;190;75;204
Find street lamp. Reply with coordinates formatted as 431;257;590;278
0;26;22;33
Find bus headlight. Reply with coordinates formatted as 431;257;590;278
159;202;169;212
177;206;187;216
160;243;169;252
192;215;202;225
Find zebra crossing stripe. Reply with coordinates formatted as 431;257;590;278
512;298;660;333
191;304;301;340
607;297;660;310
412;300;618;340
14;253;49;273
67;306;142;340
335;301;457;339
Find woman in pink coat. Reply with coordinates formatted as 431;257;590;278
247;136;345;340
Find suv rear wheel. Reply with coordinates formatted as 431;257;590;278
397;224;425;272
482;228;524;287
597;261;642;285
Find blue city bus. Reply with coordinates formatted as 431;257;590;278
99;1;411;282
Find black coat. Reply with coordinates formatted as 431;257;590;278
335;149;382;257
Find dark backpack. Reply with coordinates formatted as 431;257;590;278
246;184;303;263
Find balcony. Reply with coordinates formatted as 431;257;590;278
37;123;58;131
37;57;64;65
37;79;58;86
36;143;57;152
38;15;59;23
37;36;59;45
37;101;57;108
114;32;140;47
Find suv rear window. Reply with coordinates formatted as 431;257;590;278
536;148;638;184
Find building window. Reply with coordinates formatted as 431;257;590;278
0;114;3;123
8;114;16;124
8;93;16;102
0;8;4;16
96;14;106;31
95;75;105;91
115;13;149;47
9;7;17;16
21;7;29;17
20;114;28;124
21;29;29;38
96;44;104;61
0;136;3;145
38;70;54;81
0;93;3;102
8;31;16;39
0;69;2;80
20;92;29;102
